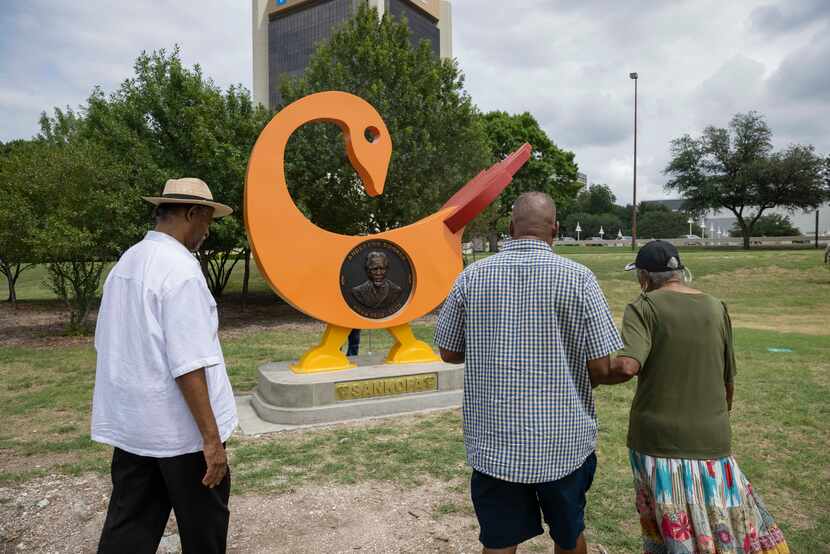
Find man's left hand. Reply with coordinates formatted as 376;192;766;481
202;438;228;488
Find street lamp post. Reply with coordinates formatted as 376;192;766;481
599;226;605;241
630;72;639;252
576;222;582;242
816;209;820;249
687;217;694;237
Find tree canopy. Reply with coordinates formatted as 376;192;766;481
481;111;580;217
280;4;491;236
0;140;42;303
636;206;692;239
664;111;828;248
80;46;271;294
466;111;579;250
1;46;269;328
0;131;141;330
561;212;623;240
574;183;616;215
729;213;799;237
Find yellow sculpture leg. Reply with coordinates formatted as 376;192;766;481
385;323;440;365
291;324;356;374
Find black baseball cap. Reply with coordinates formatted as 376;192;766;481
624;240;685;272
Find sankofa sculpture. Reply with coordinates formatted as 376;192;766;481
245;91;530;373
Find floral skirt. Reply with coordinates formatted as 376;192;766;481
629;449;789;554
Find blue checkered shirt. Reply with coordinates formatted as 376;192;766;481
434;239;623;483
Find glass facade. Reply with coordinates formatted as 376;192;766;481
268;0;356;107
267;0;441;108
388;0;440;56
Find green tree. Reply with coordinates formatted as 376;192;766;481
462;202;501;249
637;202;670;215
0;112;93;307
665;111;828;249
38;107;84;145
477;111;580;251
612;203;634;236
729;213;799;237
81;47;271;296
280;5;491;238
5;132;142;332
575;184;616;215
637;207;690;238
557;185;629;238
0;140;40;305
562;212;622;240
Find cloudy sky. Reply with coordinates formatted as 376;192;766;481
2;0;829;203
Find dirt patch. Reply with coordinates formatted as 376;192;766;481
216;296;439;341
216;294;319;339
0;302;91;349
729;312;830;336
0;473;109;553
700;267;796;279
0;294;441;349
0;474;610;554
0;294;313;349
0;449;85;475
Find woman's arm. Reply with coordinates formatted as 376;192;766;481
611;300;652;389
589;355;640;388
726;382;734;411
722;302;737;412
610;355;640;384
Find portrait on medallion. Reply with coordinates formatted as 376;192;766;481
340;240;413;319
351;251;403;310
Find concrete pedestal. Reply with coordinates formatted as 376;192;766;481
250;356;464;426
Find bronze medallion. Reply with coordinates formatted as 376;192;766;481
340;239;413;319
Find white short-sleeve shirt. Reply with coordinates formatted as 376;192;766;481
91;231;238;457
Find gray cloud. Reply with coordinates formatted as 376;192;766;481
750;0;830;36
534;92;630;149
0;1;251;141
767;29;830;102
454;0;798;202
690;55;767;130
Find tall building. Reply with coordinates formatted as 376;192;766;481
252;0;453;108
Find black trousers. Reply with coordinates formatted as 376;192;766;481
346;329;361;356
98;447;230;554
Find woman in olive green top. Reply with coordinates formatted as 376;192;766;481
613;241;788;554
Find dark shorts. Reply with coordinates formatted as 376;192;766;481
470;452;597;550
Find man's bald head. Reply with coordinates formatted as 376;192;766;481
509;192;558;244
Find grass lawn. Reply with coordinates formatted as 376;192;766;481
1;248;828;552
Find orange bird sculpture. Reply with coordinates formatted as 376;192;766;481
245;91;530;373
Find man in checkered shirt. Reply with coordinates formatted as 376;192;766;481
435;192;635;554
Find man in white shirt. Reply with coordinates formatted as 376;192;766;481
92;178;238;554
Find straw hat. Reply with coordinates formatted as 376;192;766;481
142;178;233;219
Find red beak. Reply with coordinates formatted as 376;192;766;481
441;143;532;234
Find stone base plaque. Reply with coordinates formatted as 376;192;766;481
250;356;463;426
